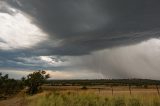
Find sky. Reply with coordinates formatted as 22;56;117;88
1;0;160;79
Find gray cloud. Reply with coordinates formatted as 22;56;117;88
4;0;160;56
1;0;160;79
65;38;160;79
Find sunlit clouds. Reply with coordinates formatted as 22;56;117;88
0;2;47;50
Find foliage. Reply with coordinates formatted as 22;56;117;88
22;70;50;95
0;73;23;97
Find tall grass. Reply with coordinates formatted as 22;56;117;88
28;91;160;106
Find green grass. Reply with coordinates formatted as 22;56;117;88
27;90;160;106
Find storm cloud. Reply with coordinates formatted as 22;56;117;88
1;0;160;79
3;0;160;55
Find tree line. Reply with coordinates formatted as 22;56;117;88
0;73;23;98
1;70;160;98
47;79;160;87
0;70;50;98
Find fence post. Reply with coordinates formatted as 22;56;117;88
98;88;101;94
129;84;131;95
111;85;113;95
156;85;160;96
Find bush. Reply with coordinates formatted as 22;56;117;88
81;86;87;90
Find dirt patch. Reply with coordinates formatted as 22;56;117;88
0;91;27;106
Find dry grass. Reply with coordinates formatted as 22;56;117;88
27;87;160;106
0;86;160;106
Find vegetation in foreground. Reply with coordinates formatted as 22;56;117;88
27;91;160;106
1;70;160;106
0;70;50;99
0;73;23;99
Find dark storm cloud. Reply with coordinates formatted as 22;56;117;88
5;0;160;56
2;0;160;78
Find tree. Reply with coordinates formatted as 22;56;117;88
23;70;50;95
0;73;23;97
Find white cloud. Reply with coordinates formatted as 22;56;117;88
40;56;63;65
17;56;69;67
0;3;48;50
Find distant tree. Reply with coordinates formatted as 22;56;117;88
23;70;50;95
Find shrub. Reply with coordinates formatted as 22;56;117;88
81;86;88;90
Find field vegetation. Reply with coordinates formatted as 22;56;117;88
27;89;160;106
0;71;160;106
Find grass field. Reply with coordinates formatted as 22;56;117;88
1;86;160;106
26;86;160;106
